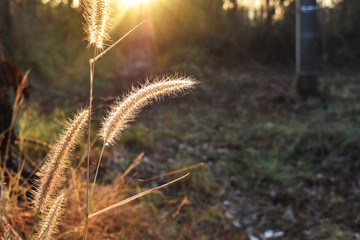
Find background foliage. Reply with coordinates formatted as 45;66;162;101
0;0;359;85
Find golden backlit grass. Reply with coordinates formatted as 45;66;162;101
32;109;88;213
0;0;198;239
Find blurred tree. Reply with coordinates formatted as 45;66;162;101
265;0;275;26
0;0;358;75
327;0;360;64
229;0;239;24
27;0;39;16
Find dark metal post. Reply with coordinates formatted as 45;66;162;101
295;0;319;98
320;6;329;112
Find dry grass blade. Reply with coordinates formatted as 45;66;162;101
172;196;191;218
89;173;190;218
90;20;146;63
118;152;144;183
2;70;30;166
99;77;197;146
32;109;88;213
138;162;204;182
18;137;52;150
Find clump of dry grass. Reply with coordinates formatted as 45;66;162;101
58;159;157;239
0;164;33;239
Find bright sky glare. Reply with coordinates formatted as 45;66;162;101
118;0;153;7
41;0;155;8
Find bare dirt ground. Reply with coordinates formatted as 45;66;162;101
102;65;360;239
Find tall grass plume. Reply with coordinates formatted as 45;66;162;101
33;192;66;240
99;77;197;146
83;0;113;49
89;77;197;215
32;109;88;212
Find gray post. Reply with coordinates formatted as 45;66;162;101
295;0;319;98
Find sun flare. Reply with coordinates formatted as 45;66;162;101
118;0;153;7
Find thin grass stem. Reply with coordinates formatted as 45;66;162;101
138;162;204;182
83;48;96;240
89;143;106;210
118;152;144;183
36;226;49;240
29;206;40;240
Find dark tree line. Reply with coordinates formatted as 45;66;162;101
0;0;359;67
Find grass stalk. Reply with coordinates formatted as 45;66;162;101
36;226;49;240
90;20;146;64
89;173;190;218
28;207;40;240
89;143;105;210
83;48;96;240
118;152;144;183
